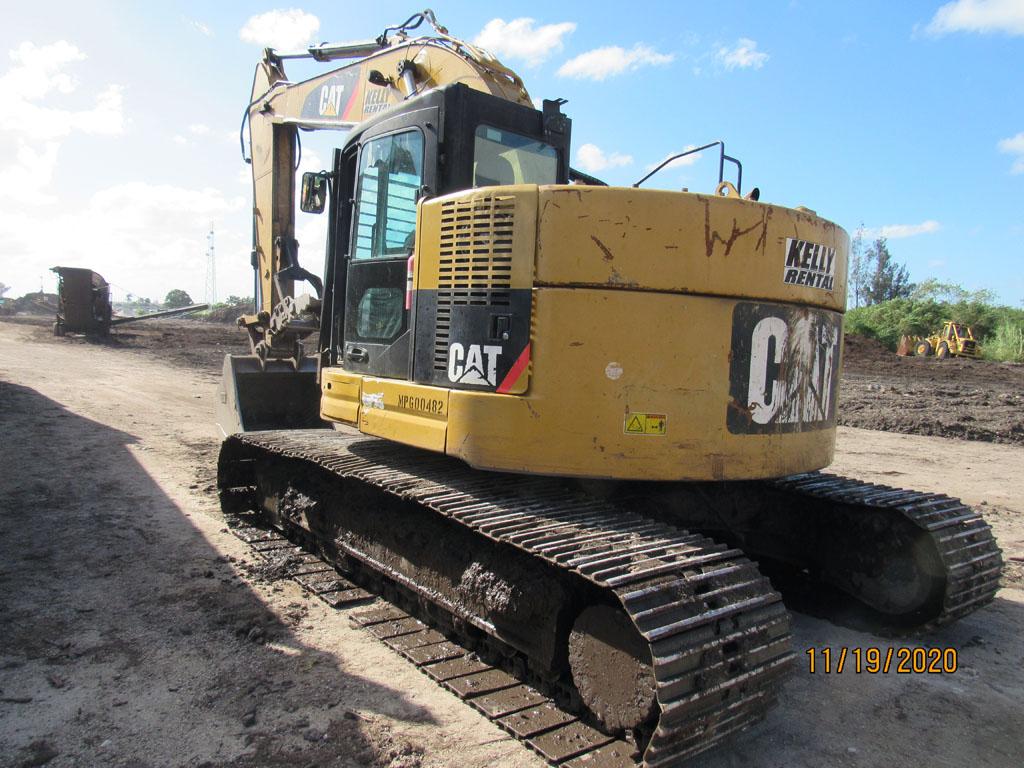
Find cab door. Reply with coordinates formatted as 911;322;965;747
342;111;436;379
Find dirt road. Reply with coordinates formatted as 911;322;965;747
1;318;1022;768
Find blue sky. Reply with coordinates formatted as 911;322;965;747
1;1;1022;305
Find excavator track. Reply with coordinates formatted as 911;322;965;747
227;515;638;767
636;473;1002;630
218;430;794;767
769;473;1003;627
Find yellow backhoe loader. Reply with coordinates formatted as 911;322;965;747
904;321;980;359
216;11;1001;765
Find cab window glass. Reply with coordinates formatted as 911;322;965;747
356;287;404;340
352;130;424;259
473;125;557;187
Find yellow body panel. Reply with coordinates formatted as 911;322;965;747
446;289;838;480
322;185;849;482
320;369;362;423
535;187;847;311
350;377;449;454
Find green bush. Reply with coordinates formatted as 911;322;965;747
846;298;1024;362
982;319;1024;363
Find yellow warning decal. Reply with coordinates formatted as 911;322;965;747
624;413;667;436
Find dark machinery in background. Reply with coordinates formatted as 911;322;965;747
51;266;208;336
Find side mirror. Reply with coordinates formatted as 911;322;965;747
300;172;327;214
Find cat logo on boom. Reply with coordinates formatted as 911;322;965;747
448;343;502;387
318;84;345;117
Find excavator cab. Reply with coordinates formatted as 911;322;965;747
317;85;569;385
217;78;569;436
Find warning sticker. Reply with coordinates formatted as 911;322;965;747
624;413;667;436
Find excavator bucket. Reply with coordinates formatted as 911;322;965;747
215;354;323;435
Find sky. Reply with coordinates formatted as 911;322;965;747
1;0;1022;306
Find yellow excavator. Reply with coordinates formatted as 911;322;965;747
217;11;1001;765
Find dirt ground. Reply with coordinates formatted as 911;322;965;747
1;317;1023;768
839;333;1024;445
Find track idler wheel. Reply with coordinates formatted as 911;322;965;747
568;604;656;733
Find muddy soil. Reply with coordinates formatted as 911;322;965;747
0;320;529;768
5;315;253;375
2;317;1023;768
839;333;1024;445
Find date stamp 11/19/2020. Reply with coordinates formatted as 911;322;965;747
806;647;959;674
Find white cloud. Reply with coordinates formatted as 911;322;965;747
473;17;576;66
997;131;1024;173
0;40;82;100
296;216;329;262
0;183;247;301
0;41;125;205
172;124;215;147
575;143;633;173
296;147;323;176
0;141;61;204
926;0;1024;36
239;9;320;50
185;18;213;37
0;41;125;141
645;146;701;172
558;44;673;81
0;42;253;303
716;38;769;70
863;220;942;239
90;183;244;226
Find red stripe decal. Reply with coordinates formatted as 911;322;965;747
341;84;361;120
496;343;531;394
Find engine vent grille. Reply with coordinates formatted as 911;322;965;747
437;195;515;292
433;195;516;371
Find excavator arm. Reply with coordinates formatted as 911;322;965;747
219;10;534;434
238;10;531;361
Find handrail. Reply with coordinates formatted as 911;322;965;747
632;140;742;193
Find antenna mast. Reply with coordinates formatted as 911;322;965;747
205;225;217;305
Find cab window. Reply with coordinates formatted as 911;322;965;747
473;125;558;187
352;130;424;260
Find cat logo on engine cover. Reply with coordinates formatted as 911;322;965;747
447;343;502;387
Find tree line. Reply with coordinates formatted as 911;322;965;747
848;228;913;307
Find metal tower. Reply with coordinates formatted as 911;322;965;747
204;225;217;305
